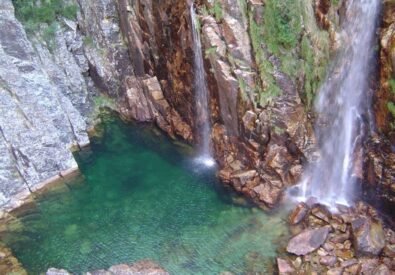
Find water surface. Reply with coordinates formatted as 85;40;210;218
2;116;288;274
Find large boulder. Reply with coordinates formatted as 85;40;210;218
351;217;386;256
286;226;330;256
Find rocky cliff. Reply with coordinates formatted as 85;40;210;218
0;0;89;211
366;0;395;209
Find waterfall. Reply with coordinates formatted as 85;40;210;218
190;4;215;167
297;0;380;208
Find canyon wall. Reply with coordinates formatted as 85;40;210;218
366;0;395;209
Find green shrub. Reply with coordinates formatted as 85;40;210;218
208;0;223;21
388;101;395;117
389;79;395;94
263;0;302;53
12;0;78;35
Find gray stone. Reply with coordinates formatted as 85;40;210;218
0;0;89;211
287;226;330;255
320;256;337;267
351;217;386;256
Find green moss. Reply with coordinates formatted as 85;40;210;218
248;11;281;107
208;1;223;22
205;46;217;58
83;36;94;47
12;0;78;43
263;0;302;53
388;101;395;117
389;79;395;94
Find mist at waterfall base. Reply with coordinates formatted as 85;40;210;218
190;4;216;169
290;0;380;209
1;116;288;274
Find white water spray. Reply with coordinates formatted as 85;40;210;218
190;4;215;168
296;0;380;208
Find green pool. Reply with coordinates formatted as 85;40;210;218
1;115;288;274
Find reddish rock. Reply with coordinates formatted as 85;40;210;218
311;204;331;223
289;202;310;225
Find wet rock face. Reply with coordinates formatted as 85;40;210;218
375;0;395;138
114;0;195;141
364;136;395;213
280;202;395;274
198;0;328;208
117;0;195;131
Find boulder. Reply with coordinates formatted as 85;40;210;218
289;202;309;225
311;205;331;223
277;258;295;274
351;217;386;256
319;256;337;267
287;226;330;256
252;183;282;207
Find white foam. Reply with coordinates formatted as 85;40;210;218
194;155;216;168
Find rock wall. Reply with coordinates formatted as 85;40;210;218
196;0;340;208
366;0;395;209
0;0;89;211
0;0;194;211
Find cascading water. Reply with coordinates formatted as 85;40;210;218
296;0;380;208
190;4;215;167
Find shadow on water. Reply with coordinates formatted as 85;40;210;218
1;114;289;274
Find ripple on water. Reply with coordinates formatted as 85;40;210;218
1;116;289;274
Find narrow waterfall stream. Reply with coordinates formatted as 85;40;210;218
298;0;380;208
190;4;215;167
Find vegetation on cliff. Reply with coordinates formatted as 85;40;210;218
247;0;330;108
12;0;78;48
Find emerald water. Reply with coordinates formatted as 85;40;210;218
1;116;288;274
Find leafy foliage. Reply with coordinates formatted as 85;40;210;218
12;0;78;50
263;0;302;53
388;101;395;117
208;0;223;21
389;79;395;94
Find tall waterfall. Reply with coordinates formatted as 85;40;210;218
298;0;380;207
190;4;215;167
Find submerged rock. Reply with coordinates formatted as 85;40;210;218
46;268;72;275
108;260;168;275
351;217;386;256
50;260;169;275
286;226;330;256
